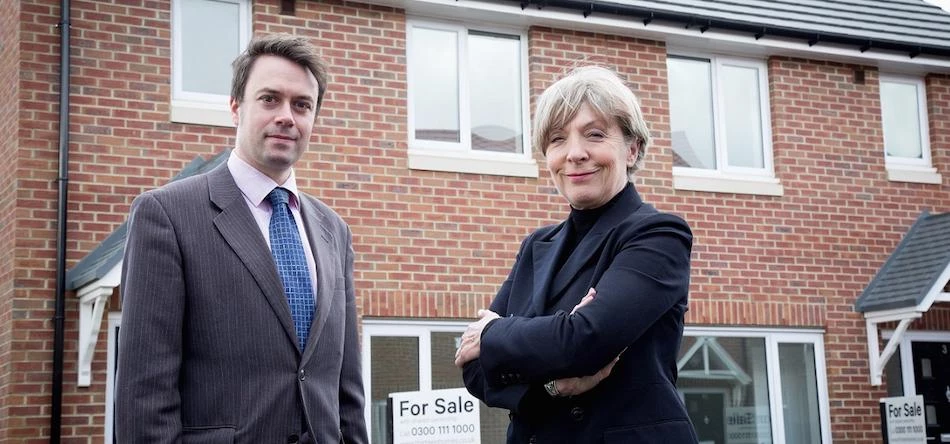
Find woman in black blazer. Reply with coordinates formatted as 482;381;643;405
455;66;698;443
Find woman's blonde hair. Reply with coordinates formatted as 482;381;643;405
532;66;650;175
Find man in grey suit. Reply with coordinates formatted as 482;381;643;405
115;34;368;444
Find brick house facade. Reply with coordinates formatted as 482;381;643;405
2;0;949;442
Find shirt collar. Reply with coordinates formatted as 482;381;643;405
227;151;302;207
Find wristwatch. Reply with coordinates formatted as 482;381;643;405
543;380;560;397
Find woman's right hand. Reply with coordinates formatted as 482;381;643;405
549;355;619;397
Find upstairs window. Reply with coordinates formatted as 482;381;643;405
171;0;250;126
880;75;941;184
667;54;781;195
406;20;535;177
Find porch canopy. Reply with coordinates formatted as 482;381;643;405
66;151;229;386
854;211;950;386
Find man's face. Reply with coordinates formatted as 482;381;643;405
230;54;321;183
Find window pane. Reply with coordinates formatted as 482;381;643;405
721;64;765;169
430;332;508;443
411;27;460;143
371;337;419;444
884;351;904;397
668;58;716;169
181;0;240;96
431;332;462;390
881;81;923;159
779;343;822;444
469;32;523;154
678;336;773;444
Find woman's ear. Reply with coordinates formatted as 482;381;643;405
626;140;639;167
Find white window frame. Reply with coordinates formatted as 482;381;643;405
104;312;121;444
684;326;832;444
361;322;832;444
361;319;469;442
879;74;942;184
668;52;783;196
406;19;537;178
171;0;251;127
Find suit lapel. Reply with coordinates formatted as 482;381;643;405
298;196;335;364
547;230;607;301
546;184;645;305
207;164;300;350
527;223;568;317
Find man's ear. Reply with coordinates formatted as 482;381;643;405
229;97;241;126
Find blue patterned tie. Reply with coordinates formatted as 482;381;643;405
267;187;315;350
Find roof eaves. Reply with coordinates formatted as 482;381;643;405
515;0;950;59
854;211;949;313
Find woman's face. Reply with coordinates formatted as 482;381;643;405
545;103;637;210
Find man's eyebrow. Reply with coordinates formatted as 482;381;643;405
252;88;315;102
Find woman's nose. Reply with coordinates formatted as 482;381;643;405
565;136;589;162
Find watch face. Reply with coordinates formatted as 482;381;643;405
544;381;558;397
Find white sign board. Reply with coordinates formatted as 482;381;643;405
724;406;772;444
390;388;480;444
881;395;926;444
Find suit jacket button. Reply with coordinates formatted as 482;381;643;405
570;406;585;421
298;369;306;381
287;434;299;443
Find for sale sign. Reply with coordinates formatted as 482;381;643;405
389;388;480;444
880;395;926;444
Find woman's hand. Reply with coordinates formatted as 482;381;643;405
571;288;596;314
550;355;619;397
454;309;501;367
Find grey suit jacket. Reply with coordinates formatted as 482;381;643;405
115;162;368;444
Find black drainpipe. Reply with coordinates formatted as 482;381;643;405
51;0;71;441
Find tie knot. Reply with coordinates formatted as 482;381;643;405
267;187;290;207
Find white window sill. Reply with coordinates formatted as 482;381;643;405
886;165;942;184
673;170;784;196
170;100;234;127
408;149;539;178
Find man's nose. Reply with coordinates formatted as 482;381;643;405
274;101;295;127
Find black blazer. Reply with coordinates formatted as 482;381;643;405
463;184;698;443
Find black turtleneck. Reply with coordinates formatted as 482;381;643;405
556;182;632;272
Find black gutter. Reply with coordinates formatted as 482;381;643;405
51;0;71;441
514;0;950;59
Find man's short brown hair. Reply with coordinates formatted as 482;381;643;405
231;33;329;115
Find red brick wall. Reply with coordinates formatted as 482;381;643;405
0;0;22;440
13;0;66;440
256;2;555;319
7;0;950;442
929;73;950;192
